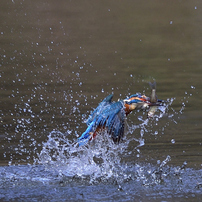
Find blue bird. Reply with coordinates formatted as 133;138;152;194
78;90;164;146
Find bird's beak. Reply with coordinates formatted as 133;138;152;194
148;99;167;106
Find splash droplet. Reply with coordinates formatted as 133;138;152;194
171;139;175;144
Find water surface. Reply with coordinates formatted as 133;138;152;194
1;0;202;201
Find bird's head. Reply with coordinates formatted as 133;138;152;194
123;93;165;116
123;94;150;115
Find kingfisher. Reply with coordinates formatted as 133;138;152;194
78;88;164;146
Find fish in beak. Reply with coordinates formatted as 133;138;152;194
148;81;165;118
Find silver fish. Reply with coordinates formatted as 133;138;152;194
148;82;158;118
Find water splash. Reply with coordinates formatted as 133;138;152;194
32;86;200;197
36;98;173;183
37;130;127;182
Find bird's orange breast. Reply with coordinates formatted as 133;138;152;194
124;104;131;116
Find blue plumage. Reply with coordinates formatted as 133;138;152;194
78;94;125;146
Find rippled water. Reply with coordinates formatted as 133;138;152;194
1;0;202;201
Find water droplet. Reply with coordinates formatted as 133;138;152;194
140;129;144;136
171;139;175;144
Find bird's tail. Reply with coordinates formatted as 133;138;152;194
149;81;156;90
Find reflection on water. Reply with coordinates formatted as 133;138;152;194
1;0;202;201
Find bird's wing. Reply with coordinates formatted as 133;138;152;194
86;94;113;126
106;104;125;142
96;101;126;143
78;100;125;146
77;120;96;146
78;95;114;146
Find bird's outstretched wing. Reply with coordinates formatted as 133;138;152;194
78;94;114;146
86;94;113;126
96;101;125;143
78;96;126;146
